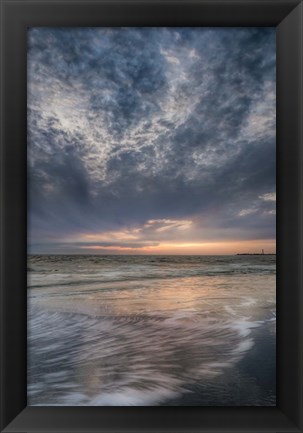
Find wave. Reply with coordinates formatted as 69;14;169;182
27;305;269;406
28;265;276;290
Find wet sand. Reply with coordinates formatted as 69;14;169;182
164;322;276;406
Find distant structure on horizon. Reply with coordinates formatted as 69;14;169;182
236;249;275;256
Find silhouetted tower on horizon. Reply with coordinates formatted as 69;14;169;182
262;249;264;254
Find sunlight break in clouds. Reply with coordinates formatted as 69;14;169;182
259;192;276;202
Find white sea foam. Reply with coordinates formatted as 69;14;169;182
38;388;181;406
27;305;265;406
27;254;276;406
224;305;237;316
241;297;257;307
230;318;262;338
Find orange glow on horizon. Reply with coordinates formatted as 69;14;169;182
79;239;276;255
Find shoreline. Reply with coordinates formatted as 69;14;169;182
163;322;276;406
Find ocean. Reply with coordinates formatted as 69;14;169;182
27;254;276;406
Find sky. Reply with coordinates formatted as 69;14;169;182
27;27;276;255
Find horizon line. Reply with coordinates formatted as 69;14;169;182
27;252;277;256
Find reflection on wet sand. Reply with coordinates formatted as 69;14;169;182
30;273;274;318
28;255;276;406
28;309;256;405
28;256;275;406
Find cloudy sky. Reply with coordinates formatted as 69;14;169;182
28;27;276;255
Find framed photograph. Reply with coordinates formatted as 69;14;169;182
1;0;302;432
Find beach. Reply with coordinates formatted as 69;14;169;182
27;254;276;406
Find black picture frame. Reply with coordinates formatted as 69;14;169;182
1;0;302;432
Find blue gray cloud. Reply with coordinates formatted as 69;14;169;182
27;28;276;252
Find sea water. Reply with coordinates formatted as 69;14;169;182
27;254;276;406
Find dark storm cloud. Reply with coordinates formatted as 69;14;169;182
28;28;167;137
27;28;276;251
